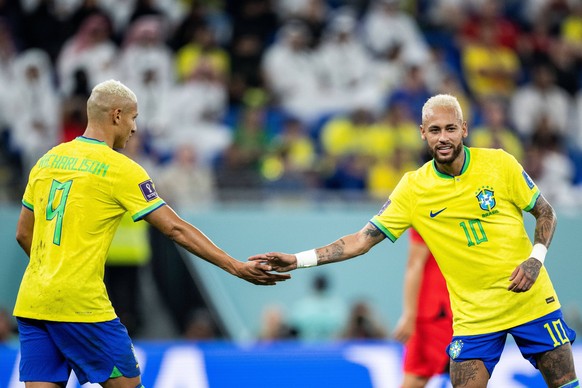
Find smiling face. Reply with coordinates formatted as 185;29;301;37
420;105;468;174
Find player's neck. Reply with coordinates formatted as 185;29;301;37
82;125;114;148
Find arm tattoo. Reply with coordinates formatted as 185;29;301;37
318;238;346;265
529;195;557;247
317;226;384;265
363;226;383;238
363;225;385;246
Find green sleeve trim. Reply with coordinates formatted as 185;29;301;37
524;190;541;212
369;219;397;242
132;201;166;221
22;199;34;211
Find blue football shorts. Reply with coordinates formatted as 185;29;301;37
446;309;576;376
17;317;141;384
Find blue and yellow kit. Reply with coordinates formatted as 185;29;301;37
371;147;559;336
14;136;165;322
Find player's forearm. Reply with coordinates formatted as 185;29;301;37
171;223;242;276
402;243;428;318
146;206;243;276
402;270;422;320
530;195;557;247
315;238;352;265
315;227;383;265
314;233;373;265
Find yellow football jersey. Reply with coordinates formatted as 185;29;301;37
14;137;165;322
371;147;560;335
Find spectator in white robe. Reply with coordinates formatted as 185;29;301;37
361;0;430;65
123;65;174;161
56;13;118;96
0;20;17;133
274;0;328;20
261;20;326;123
118;15;174;89
509;63;573;140
314;7;383;114
527;117;579;207
117;15;174;146
9;49;61;173
161;58;232;166
155;143;217;211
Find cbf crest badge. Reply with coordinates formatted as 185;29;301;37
449;339;464;359
475;186;496;212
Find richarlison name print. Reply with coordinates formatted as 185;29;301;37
37;153;110;177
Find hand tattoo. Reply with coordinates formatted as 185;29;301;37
523;257;541;282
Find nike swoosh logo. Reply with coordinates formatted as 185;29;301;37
430;208;447;218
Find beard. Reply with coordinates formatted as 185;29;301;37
429;142;464;165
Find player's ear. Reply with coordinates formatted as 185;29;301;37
419;125;426;140
112;108;122;124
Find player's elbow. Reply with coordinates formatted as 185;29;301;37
145;206;187;243
15;233;23;246
15;232;31;255
352;242;372;258
15;224;29;244
163;221;185;243
350;232;379;258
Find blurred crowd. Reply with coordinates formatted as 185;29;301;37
257;274;388;343
1;0;582;207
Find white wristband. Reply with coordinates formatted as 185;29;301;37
530;243;547;265
295;249;318;268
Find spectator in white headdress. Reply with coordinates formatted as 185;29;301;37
314;7;382;114
57;13;117;96
9;49;61;173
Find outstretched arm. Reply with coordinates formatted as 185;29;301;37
249;222;386;272
508;194;557;293
145;205;290;285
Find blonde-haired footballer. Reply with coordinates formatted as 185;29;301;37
251;94;578;388
14;79;289;388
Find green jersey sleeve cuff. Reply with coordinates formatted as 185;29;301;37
132;201;166;221
22;199;33;211
524;190;541;212
369;219;397;242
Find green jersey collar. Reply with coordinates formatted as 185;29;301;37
432;146;470;179
76;136;108;146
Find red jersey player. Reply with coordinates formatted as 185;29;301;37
393;228;453;388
